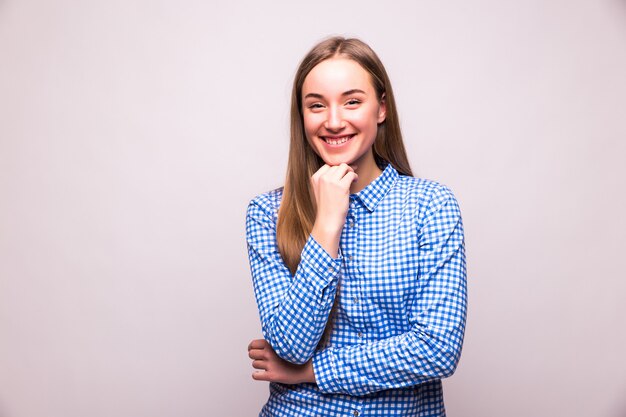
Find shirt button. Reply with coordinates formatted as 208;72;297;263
353;296;358;303
328;266;335;272
349;222;355;228
348;255;353;261
357;332;363;338
353;411;359;416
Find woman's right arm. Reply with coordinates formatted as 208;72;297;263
246;164;356;365
246;196;341;365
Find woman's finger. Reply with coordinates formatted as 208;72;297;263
329;162;353;174
252;370;270;381
311;164;331;182
248;339;267;350
338;171;358;188
252;359;267;370
248;348;266;360
325;163;354;182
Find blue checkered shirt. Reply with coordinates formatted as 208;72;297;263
246;164;467;417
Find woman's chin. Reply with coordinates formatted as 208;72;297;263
321;156;352;167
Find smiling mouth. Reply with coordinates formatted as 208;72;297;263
322;134;355;145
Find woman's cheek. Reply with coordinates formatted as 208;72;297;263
307;112;325;129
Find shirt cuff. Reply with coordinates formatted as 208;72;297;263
300;235;342;293
312;347;342;394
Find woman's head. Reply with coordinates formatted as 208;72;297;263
288;36;412;178
277;37;412;274
301;56;386;172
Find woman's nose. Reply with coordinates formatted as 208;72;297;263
325;106;345;131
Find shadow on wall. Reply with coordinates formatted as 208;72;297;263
613;408;626;417
612;399;626;417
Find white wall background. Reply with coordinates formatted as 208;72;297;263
1;1;625;416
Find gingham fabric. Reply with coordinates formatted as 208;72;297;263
246;164;467;417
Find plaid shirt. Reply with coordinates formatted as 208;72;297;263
246;164;467;417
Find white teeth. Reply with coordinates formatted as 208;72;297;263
325;136;351;145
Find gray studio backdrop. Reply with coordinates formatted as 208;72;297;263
1;1;625;416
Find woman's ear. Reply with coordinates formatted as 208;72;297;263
378;93;387;124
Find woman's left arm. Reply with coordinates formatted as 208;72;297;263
310;187;467;396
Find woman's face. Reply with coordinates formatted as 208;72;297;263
301;57;386;168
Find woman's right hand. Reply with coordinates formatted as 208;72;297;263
310;163;357;258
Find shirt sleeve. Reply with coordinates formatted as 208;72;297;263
312;186;467;396
246;195;343;364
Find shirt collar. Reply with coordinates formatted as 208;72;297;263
351;163;399;212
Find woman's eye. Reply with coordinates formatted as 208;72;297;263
346;99;361;106
309;103;324;110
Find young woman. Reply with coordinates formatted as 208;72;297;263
246;37;467;417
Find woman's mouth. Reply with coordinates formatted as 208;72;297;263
322;135;355;145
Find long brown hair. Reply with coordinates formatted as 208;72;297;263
276;37;413;343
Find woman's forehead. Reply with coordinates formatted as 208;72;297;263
302;58;374;96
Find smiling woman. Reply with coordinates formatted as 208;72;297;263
245;37;467;417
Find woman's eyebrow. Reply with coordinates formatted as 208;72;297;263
341;89;366;96
303;89;367;100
